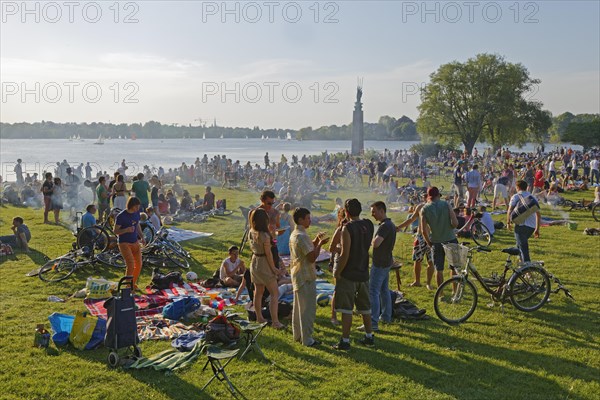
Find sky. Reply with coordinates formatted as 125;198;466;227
1;0;599;130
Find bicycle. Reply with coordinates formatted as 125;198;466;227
562;199;600;222
39;245;124;283
454;208;492;247
433;243;565;325
75;208;120;252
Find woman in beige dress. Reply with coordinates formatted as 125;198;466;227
250;208;284;329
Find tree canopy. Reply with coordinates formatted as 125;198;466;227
417;53;551;154
562;119;600;150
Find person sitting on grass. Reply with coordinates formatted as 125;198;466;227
0;216;31;253
81;204;97;229
220;245;246;288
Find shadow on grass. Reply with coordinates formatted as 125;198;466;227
389;323;594;399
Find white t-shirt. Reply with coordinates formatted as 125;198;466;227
220;257;242;280
509;191;538;229
591;159;599;171
480;212;495;236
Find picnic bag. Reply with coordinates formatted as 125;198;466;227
151;268;184;290
510;194;540;225
205;315;240;345
86;277;116;299
162;297;200;320
69;311;106;350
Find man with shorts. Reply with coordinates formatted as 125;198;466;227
493;174;510;210
333;199;375;350
397;203;434;289
420;187;459;287
220;245;246;287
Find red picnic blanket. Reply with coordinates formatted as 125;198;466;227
84;294;169;319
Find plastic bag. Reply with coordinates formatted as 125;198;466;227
69;312;98;350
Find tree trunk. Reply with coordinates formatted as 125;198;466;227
463;138;476;155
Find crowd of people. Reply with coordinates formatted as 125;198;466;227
2;145;599;348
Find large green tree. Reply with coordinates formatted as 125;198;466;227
562;119;600;150
417;53;549;154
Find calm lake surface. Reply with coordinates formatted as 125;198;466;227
0;138;577;180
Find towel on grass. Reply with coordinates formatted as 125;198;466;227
126;341;205;371
165;227;213;242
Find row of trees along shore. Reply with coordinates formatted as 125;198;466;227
2;54;598;152
0;116;419;141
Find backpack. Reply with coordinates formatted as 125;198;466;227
162;297;200;320
216;199;226;210
151;268;184;290
205;315;240;345
390;291;428;320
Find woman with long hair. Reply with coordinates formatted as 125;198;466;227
112;174;129;211
249;208;284;329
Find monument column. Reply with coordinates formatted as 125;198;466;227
351;83;364;155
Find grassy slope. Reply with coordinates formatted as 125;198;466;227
0;176;599;400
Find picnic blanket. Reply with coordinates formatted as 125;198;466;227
166;227;213;243
84;294;169;319
146;282;236;305
540;217;571;227
279;249;332;267
137;315;198;341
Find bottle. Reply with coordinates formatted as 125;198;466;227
34;324;50;348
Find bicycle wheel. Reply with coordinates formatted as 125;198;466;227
164;239;190;259
509;265;550;312
434;277;478;325
96;251;126;269
39;257;77;282
592;203;600;222
164;248;190;269
77;226;110;252
471;222;492;247
563;200;575;210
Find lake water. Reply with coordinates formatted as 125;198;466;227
0;138;577;181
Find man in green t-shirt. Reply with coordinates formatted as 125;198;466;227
96;176;109;222
131;173;150;210
420;187;459;287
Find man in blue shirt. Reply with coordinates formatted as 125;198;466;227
81;204;97;229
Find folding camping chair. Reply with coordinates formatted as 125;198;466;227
200;346;242;397
238;321;269;362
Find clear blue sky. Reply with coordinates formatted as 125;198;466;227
1;1;598;129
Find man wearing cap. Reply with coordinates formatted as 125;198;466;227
420;187;459;287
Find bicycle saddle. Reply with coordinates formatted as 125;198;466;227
501;248;521;256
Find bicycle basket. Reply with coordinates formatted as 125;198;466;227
443;243;469;267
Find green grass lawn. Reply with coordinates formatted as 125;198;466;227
1;177;599;400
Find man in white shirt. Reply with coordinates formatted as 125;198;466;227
507;180;541;262
547;158;556;182
479;206;495;236
220;246;246;288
